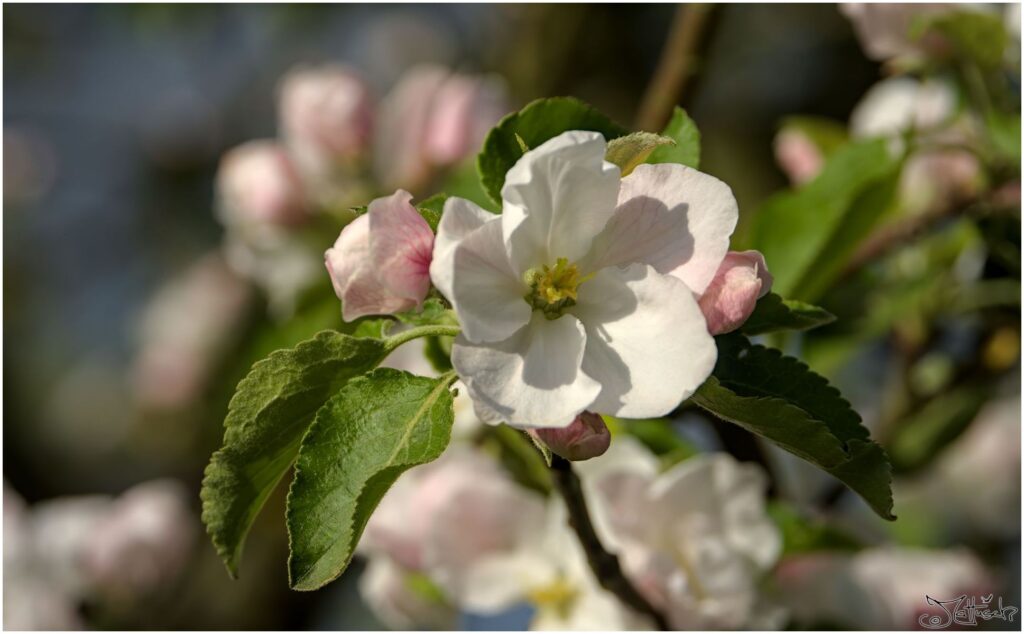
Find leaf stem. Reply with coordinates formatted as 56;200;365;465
549;455;670;630
384;324;461;352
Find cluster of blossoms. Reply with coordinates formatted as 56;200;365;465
326;130;772;437
215;63;506;314
357;431;782;630
4;480;195;629
318;126;789;627
775;3;1021;216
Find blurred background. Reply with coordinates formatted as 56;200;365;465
3;3;1020;630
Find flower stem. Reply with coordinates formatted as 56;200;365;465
549;455;670;630
383;324;461;352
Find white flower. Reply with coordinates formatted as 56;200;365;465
850;77;957;143
776;547;994;629
433;496;647;631
431;131;737;428
578;439;782;629
359;557;458;631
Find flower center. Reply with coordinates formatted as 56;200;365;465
524;258;586;319
526;576;579;620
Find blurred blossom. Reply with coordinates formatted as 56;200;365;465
279;64;375;183
82;479;196;597
840;4;953;62
374;65;508;191
358;557;457;630
3;483;84;630
776;547;994;629
899;395;1021;539
357;449;546;627
850;77;957;144
424;73;508;166
698;250;773;335
900;148;982;214
579;439;782;629
217;140;309;228
134;252;254;410
4;126;58;207
773;128;824;185
222;229;323;319
325;190;434;321
532;411;611;461
31;496;113;597
361;449;545;575
4;480;196;630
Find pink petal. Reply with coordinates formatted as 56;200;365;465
698;250;773;335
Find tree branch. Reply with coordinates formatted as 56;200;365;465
634;3;716;132
549;455;670;630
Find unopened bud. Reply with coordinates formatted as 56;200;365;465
532;412;611;461
698;251;773;335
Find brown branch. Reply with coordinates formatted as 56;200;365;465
634;3;716;132
549;455;670;630
841;195;983;280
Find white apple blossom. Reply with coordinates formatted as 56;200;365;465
357;449;548;627
776;547;994;629
431;131;738;429
578;439;783;629
840;4;952;62
359;557;458;630
850;77;957;144
432;496;648;631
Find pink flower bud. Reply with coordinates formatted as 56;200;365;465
532;412;611;461
424;74;507;166
216;140;308;226
279;64;375;173
773;129;824;185
698;251;773;335
374;65;507;191
325;190;433;321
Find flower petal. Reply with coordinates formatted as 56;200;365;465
573;263;716;418
325;214;417;321
429;196;494;304
368;190;434;302
441;215;532;343
582;163;738;295
452;313;601;428
502;131;620;274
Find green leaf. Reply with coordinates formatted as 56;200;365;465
692;377;850;468
286;369;457;590
986;111;1021;168
752;139;898;299
740;293;836;335
915;9;1008;67
692;334;895;520
887;384;992;473
792;169;901;302
416;194;448;232
396;297;455;327
769;502;863;555
605;132;675;176
645;107;701;169
476;97;629;206
201;331;391;577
